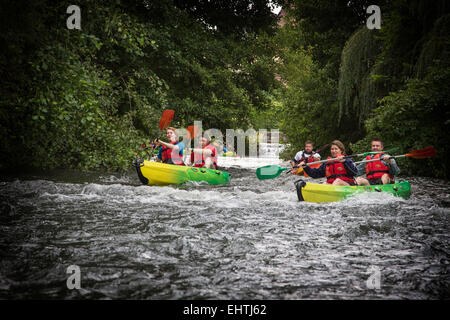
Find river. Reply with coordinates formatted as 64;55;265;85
1;150;449;299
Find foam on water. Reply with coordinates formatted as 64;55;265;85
218;156;284;169
1;168;449;299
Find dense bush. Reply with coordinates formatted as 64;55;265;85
0;0;281;171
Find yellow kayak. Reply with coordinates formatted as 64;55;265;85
133;159;230;186
295;180;411;203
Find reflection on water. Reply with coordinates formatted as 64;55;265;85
0;156;449;299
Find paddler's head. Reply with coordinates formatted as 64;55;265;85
166;127;178;142
371;138;384;152
330;140;345;158
199;133;211;148
304;140;313;153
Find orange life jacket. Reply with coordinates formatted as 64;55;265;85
161;142;184;165
191;144;217;169
365;153;393;180
325;156;355;184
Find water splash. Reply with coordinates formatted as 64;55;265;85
0;170;449;299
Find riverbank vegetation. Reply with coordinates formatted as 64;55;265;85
0;0;281;170
1;0;449;179
277;0;450;179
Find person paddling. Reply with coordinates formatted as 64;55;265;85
356;138;400;185
291;140;321;174
190;133;218;169
299;140;357;186
153;127;185;165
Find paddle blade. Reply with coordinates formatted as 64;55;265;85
256;165;286;180
405;146;436;159
159;110;175;130
186;125;198;140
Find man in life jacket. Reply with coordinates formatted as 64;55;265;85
291;140;321;174
300;140;358;186
153;127;185;165
356;138;400;185
190;133;218;169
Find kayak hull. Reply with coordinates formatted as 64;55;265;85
295;180;411;203
134;160;230;186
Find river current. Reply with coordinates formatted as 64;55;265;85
0;154;449;299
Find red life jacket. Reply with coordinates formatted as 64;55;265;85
325;156;355;184
191;144;217;169
302;151;318;164
161;142;184;165
365;153;394;180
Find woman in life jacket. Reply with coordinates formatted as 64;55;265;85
299;140;358;186
190;133;218;169
153;127;185;165
356;138;400;186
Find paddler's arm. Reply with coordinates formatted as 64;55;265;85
342;158;358;176
302;162;326;178
382;154;401;175
290;159;299;173
156;139;180;151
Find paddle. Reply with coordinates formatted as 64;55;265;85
354;146;436;164
315;143;329;154
186;125;198;140
159;109;175;131
297;147;400;167
136;110;175;158
256;165;289;180
155;109;175;144
256;147;406;181
288;147;398;176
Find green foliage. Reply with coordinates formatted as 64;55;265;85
338;27;384;129
351;1;450;179
276;0;450;181
288;0;385;73
415;14;450;78
350;62;450;178
174;0;282;38
274;41;339;160
0;0;281;171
